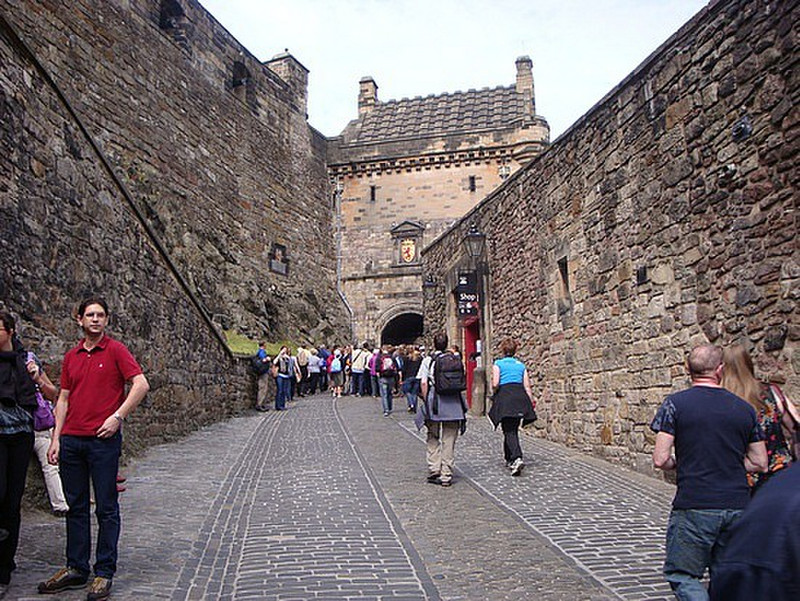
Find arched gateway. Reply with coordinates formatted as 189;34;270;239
379;312;423;346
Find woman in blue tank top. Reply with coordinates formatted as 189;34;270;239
488;338;537;476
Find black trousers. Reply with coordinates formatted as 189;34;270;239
0;431;34;584
308;372;320;395
298;365;309;394
501;417;523;463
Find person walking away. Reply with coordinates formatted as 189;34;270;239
377;346;398;416
720;344;799;494
39;298;150;600
0;312;38;594
328;348;344;398
650;344;767;601
488;338;537;476
415;332;467;487
401;347;422;413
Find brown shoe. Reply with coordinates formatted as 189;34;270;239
86;576;112;601
37;567;88;594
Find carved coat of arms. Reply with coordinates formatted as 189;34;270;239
400;238;416;263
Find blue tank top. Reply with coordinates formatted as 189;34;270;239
496;356;525;386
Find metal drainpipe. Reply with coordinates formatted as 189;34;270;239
333;186;355;342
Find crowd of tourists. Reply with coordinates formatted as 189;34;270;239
252;342;433;416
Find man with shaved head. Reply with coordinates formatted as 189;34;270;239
650;344;767;601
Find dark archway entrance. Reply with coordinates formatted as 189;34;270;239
381;313;423;346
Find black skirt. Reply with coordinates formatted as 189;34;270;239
488;383;536;429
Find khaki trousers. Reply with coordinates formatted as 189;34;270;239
33;430;69;512
426;421;460;483
257;373;271;409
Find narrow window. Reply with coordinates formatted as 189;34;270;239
159;0;189;50
232;61;250;89
159;0;185;29
370;185;377;202
636;266;649;286
556;255;573;316
231;61;251;103
558;257;569;294
468;176;476;192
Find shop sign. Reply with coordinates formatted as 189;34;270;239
456;272;478;317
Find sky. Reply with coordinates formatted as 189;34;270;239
198;0;709;140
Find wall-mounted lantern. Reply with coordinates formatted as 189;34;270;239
463;223;486;263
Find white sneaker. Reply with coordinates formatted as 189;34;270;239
510;458;524;476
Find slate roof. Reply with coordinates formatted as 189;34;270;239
341;85;530;145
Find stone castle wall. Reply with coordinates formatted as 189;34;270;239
1;0;349;463
423;0;799;474
2;0;349;346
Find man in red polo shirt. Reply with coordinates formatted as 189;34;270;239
38;298;149;601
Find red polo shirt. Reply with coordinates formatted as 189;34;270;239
60;335;143;436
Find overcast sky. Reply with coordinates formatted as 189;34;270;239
198;0;709;140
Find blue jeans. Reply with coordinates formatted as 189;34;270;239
663;508;743;601
351;371;365;395
275;376;291;409
404;378;419;410
59;433;122;579
379;377;394;414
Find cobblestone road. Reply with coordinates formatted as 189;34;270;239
11;392;676;600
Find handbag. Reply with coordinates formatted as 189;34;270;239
33;391;55;431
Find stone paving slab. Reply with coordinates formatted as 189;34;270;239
393;408;675;601
8;392;677;600
336;396;618;601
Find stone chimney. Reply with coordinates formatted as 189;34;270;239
515;56;535;116
358;77;378;116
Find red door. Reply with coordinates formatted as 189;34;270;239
463;318;480;408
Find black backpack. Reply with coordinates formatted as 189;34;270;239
251;354;271;376
433;352;466;395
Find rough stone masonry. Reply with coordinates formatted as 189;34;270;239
422;0;799;476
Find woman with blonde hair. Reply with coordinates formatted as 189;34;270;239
721;344;800;493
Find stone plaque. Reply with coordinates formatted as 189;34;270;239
269;243;288;276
